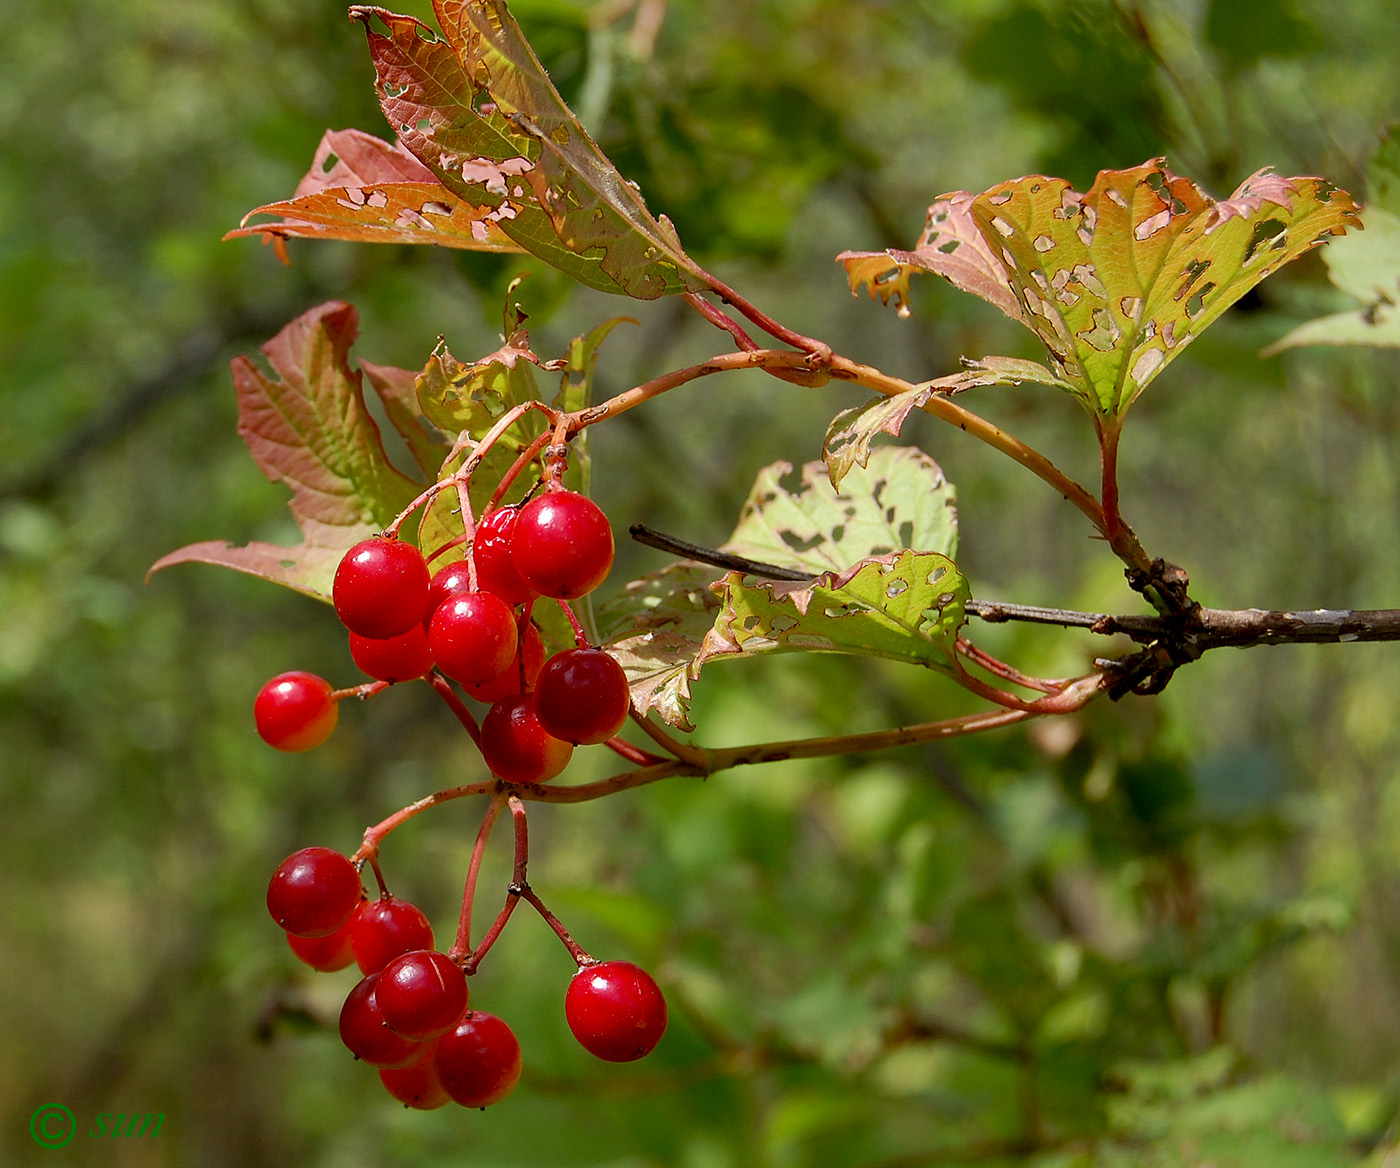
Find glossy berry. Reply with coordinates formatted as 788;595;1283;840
348;624;434;683
333;537;431;639
254;672;339;752
351;895;435;976
480;693;574;784
462;622;547;705
534;648;631;744
565;961;668;1062
435;1012;522;1108
267;847;363;938
511;490;614;600
473;506;538;606
286;913;358;972
339;973;424;1068
379;1043;450;1110
376;950;469;1041
424;560;475;625
428;591;518;685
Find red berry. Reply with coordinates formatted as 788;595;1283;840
473;506;539;606
511;491;614;600
424;560;475;625
379;1043;450;1109
435;1012;522;1108
462;622;547;704
348;624;434;683
254;672;339;752
267;847;363;938
333;537;430;638
376;950;469;1041
286;913;358;972
480;693;574;784
338;973;424;1068
565;961;667;1062
351;895;435;976
534;648;631;744
428;592;518;684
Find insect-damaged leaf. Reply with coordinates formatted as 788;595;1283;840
227;128;524;255
349;3;703;299
149;302;424;600
840;160;1360;420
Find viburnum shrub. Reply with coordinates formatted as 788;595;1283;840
145;0;1400;1119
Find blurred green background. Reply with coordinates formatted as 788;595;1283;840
3;0;1400;1164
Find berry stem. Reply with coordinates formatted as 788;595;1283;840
556;598;589;647
355;780;497;859
425;671;483;749
603;736;667;766
461;797;532;974
486;430;552;513
518;885;593;968
329;680;391;702
451;793;508;961
683;290;759;351
364;852;389;897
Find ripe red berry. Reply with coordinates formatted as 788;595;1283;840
254;672;339;752
435;1011;522;1108
348;624;434;683
462;622;546;704
333;537;431;639
351;895;435;976
473;506;539;606
511;490;614;600
428;591;518;685
565;961;668;1062
534;648;631;744
267;847;363;938
339;973;424;1068
424;559;475;625
480;693;574;784
286;913;358;972
379;1043;450;1109
376;950;469;1041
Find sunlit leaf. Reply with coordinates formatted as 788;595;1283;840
149;302;423;599
361;359;451;480
841;160;1360;421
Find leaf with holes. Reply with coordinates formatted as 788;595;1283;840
823;358;1074;490
226;128;524;255
149;302;423;600
841;160;1360;422
724;447;958;575
701;551;968;676
350;4;703;299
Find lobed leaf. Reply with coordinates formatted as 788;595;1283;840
841;160;1360;420
149;302;424;600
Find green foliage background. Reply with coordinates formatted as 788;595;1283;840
2;0;1400;1164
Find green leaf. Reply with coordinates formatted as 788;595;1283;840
361;359;452;481
149;302;423;600
550;315;636;497
840;160;1360;421
823;358;1074;490
723;447;959;574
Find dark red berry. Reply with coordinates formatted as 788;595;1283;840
462;622;546;705
511;491;614;600
286;912;358;972
428;591;518;685
351;895;435;976
348;624;434;683
376;950;469;1042
254;672;339;752
267;847;363;938
565;961;668;1062
379;1042;450;1109
473;506;539;606
435;1011;522;1108
480;693;574;784
333;537;431;639
339;973;424;1068
534;648;631;744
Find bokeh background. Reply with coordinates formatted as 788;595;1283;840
3;0;1400;1164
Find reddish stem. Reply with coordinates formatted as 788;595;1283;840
699;273;833;362
956;639;1068;695
487;431;552;512
556;598;589;647
426;671;483;749
519;885;594;968
330;680;391;702
451;794;507;961
1098;421;1150;572
683;290;760;351
603;736;668;766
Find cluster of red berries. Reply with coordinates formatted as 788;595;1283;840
269;846;668;1109
253;488;632;782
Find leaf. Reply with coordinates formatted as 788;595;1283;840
361;359;451;480
701;550;968;676
350;4;703;299
226;128;525;254
550;315;636;497
149;302;424;599
823;358;1074;490
841;160;1360;421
